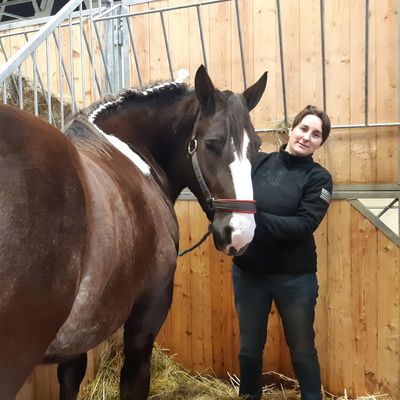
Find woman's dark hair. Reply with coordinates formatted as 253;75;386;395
292;105;331;144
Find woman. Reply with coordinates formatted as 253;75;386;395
233;105;332;400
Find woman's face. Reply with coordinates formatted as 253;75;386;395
286;114;323;157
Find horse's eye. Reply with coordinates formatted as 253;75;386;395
205;140;223;155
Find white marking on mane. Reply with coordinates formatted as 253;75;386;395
90;120;151;177
87;80;184;177
227;132;256;253
175;69;189;83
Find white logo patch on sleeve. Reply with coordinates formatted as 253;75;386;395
320;188;331;204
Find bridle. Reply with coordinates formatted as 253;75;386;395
187;109;257;217
178;110;257;257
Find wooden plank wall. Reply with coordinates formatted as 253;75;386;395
6;0;398;398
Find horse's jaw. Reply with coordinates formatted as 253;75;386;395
210;212;256;256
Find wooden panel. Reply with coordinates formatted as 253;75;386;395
158;200;400;398
350;208;378;395
252;0;277;153
324;0;351;183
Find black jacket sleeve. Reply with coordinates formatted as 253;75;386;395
255;168;333;240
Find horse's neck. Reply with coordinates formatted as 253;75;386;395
94;99;196;201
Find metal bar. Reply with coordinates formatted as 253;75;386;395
349;199;400;246
90;0;96;98
0;0;8;21
33;50;38;116
196;5;208;70
32;0;40;13
120;14;128;89
320;0;327;111
93;19;113;91
334;192;400;199
46;37;52;123
0;0;84;84
0;0;36;6
52;31;75;106
23;32;57;117
3;80;7;103
94;0;232;22
18;65;22;109
333;183;399;191
333;122;400;128
95;2;121;18
256;121;400;133
160;11;173;80
69;12;76;113
365;0;369;125
377;198;399;218
276;0;288;124
57;27;64;128
79;2;86;108
234;0;246;89
0;11;27;20
0;37;18;96
0;15;92;39
125;15;142;86
0;7;95;33
82;28;102;96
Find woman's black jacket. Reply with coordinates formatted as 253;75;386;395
233;145;333;275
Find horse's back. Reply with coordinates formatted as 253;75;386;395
44;131;179;358
0;104;86;397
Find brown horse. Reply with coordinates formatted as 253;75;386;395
0;65;267;399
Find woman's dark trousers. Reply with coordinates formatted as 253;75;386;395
233;265;322;400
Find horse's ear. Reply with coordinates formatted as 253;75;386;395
195;65;216;115
242;71;268;111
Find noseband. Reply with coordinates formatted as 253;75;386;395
187;110;257;216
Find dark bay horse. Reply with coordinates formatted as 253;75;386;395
0;65;267;399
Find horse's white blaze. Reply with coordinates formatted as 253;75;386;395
88;111;151;177
227;132;256;253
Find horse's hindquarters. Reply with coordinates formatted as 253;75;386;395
0;105;86;395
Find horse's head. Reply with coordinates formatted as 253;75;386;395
187;65;267;256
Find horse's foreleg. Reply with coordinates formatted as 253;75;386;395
120;278;174;400
57;353;87;400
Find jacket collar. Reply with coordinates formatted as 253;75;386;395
278;144;313;165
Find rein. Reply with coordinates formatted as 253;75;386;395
178;110;256;257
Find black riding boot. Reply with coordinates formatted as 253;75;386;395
239;355;263;400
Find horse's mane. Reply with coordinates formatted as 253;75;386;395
82;80;189;122
64;79;191;156
63;113;112;159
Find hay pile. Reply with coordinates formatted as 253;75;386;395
80;338;243;400
0;73;72;128
79;337;391;400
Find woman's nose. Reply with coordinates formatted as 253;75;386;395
302;131;311;141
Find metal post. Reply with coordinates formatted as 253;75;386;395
320;0;327;112
276;0;288;124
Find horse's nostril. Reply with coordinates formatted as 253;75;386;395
228;247;237;256
223;225;232;243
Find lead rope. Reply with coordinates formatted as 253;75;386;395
178;225;212;257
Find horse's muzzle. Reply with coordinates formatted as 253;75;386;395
210;212;255;256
